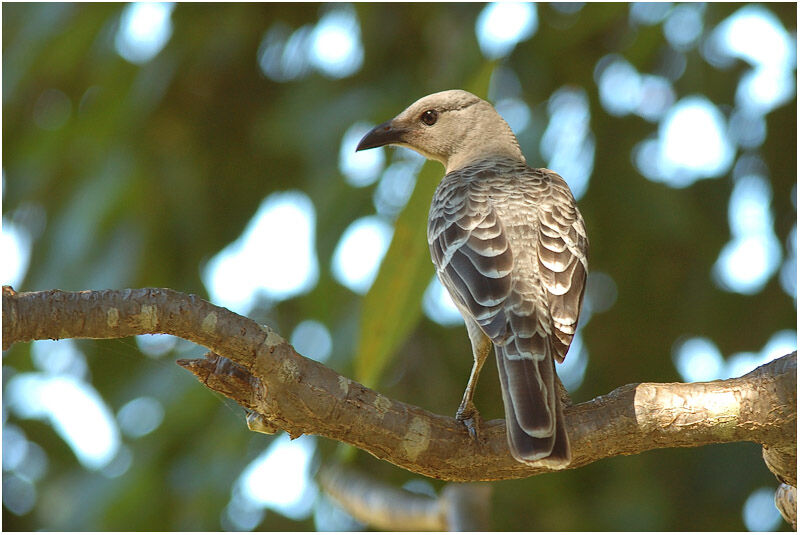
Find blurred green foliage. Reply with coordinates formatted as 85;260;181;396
2;2;795;531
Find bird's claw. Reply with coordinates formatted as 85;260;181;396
455;403;483;443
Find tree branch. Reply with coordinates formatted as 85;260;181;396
317;464;491;531
3;287;796;486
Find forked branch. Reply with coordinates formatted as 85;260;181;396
2;287;796;489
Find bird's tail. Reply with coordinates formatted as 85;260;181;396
495;335;570;468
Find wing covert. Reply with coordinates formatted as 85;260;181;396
428;181;514;340
534;172;589;363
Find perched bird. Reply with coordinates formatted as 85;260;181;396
356;90;588;468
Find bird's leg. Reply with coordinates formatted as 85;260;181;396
456;354;483;419
457;321;492;441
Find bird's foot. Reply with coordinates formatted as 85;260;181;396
455;402;483;443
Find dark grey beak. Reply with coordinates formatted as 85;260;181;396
355;120;406;151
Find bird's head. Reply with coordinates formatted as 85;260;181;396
356;89;525;173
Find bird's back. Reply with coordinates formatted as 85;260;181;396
428;158;588;363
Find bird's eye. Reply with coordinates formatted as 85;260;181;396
421;110;438;126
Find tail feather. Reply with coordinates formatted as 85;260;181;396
495;339;571;468
503;353;554;436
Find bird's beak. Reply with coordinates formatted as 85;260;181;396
355;120;407;151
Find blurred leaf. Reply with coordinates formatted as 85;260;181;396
354;160;440;388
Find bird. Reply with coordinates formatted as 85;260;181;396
355;89;588;468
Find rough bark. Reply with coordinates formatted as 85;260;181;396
3;287;796;490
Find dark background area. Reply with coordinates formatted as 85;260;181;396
2;2;796;530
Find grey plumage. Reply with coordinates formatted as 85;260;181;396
356;90;588;467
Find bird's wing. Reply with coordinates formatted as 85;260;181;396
427;165;588;358
533;169;588;363
427;174;513;343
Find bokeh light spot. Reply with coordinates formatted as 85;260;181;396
556;332;588;392
373;158;420;217
339;122;385;187
596;55;643;117
117;396;165;438
716;5;793;71
725;351;763;380
637;75;676;122
2;474;37;516
706;5;795;114
422;276;463;327
258;23;313;82
14;441;49;483
660;97;732;180
742;487;782;531
290;320;333;363
135;333;178;358
672;337;724;382
728;108;767;149
488;65;523;102
714;236;781;295
31;339;88;378
636;96;734;187
540;86;595;200
332;216;393;294
203;191;319;314
100;445;133;479
222;496;265;532
762;330;797;363
551;3;584;15
595;55;675;122
662;3;704;51
629;2;672;26
583;271;618;316
1;218;32;288
7;373;120;470
476;2;537;59
235;435;317;521
3;424;29;472
115;2;175;64
309;5;363;78
495;97;531;134
735;67;795;115
713;174;781;295
673;330;795;382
